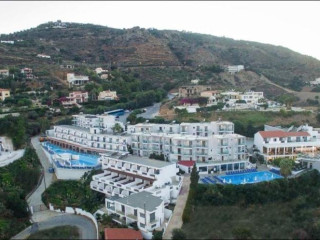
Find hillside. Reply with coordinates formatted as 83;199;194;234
1;21;320;94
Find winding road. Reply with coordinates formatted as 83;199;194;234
12;214;97;239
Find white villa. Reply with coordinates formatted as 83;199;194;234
104;191;170;239
60;91;88;107
67;73;89;87
254;124;320;161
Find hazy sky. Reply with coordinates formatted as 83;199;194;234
1;1;320;60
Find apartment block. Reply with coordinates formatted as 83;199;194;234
90;155;182;204
46;114;129;155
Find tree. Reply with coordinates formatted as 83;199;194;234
232;227;253;240
190;163;199;190
280;158;294;178
112;123;123;134
171;229;186;240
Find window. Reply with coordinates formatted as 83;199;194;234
140;223;145;228
150;212;155;222
140;213;145;218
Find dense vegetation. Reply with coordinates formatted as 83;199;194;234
0;113;50;149
0;147;41;239
182;170;320;239
42;169;105;213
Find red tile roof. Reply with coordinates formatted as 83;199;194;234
104;228;143;240
177;160;195;167
258;131;310;138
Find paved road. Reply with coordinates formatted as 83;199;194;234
28;136;54;211
163;175;191;240
12;214;97;240
137;93;175;119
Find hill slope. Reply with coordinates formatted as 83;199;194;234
1;21;320;92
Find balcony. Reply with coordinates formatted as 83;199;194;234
126;214;137;220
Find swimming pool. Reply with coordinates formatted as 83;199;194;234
217;171;283;185
43;142;100;168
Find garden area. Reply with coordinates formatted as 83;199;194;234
181;168;320;239
42;169;105;213
0;147;41;239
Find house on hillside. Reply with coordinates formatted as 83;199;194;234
67;73;89;87
0;89;10;101
37;54;51;59
0;70;9;78
59;91;88;107
98;90;118;101
21;68;35;79
178;85;212;98
226;65;244;74
310;78;320;86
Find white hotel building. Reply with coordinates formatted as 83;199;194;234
90;155;182;239
90;155;182;204
254;124;320;161
46;113;130;155
128;121;249;174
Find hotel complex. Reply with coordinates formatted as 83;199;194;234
45;113;253;238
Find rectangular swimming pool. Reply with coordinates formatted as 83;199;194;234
43;142;100;168
217;171;283;185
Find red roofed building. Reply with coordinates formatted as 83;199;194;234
104;228;143;240
177;160;195;173
254;130;320;161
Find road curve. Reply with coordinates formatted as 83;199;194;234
12;214;97;240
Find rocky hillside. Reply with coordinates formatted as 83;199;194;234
1;21;320;92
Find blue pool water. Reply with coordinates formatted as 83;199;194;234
217;171;283;185
43;142;99;168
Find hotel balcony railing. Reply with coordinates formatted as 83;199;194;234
126;214;137;220
196;144;207;148
182;145;193;148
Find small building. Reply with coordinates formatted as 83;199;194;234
98;90;118;101
227;65;244;74
0;40;14;44
0;88;10;101
310;78;320;86
21;68;35;79
95;67;109;75
200;90;220;106
177;160;195;173
190;79;200;84
37;54;51;59
67;73;89;87
104;228;143;240
100;74;109;80
60;64;74;69
0;69;9;78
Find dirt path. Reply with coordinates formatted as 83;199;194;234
163;175;191;240
260;75;296;93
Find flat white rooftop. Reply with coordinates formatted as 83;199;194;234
102;155;174;169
